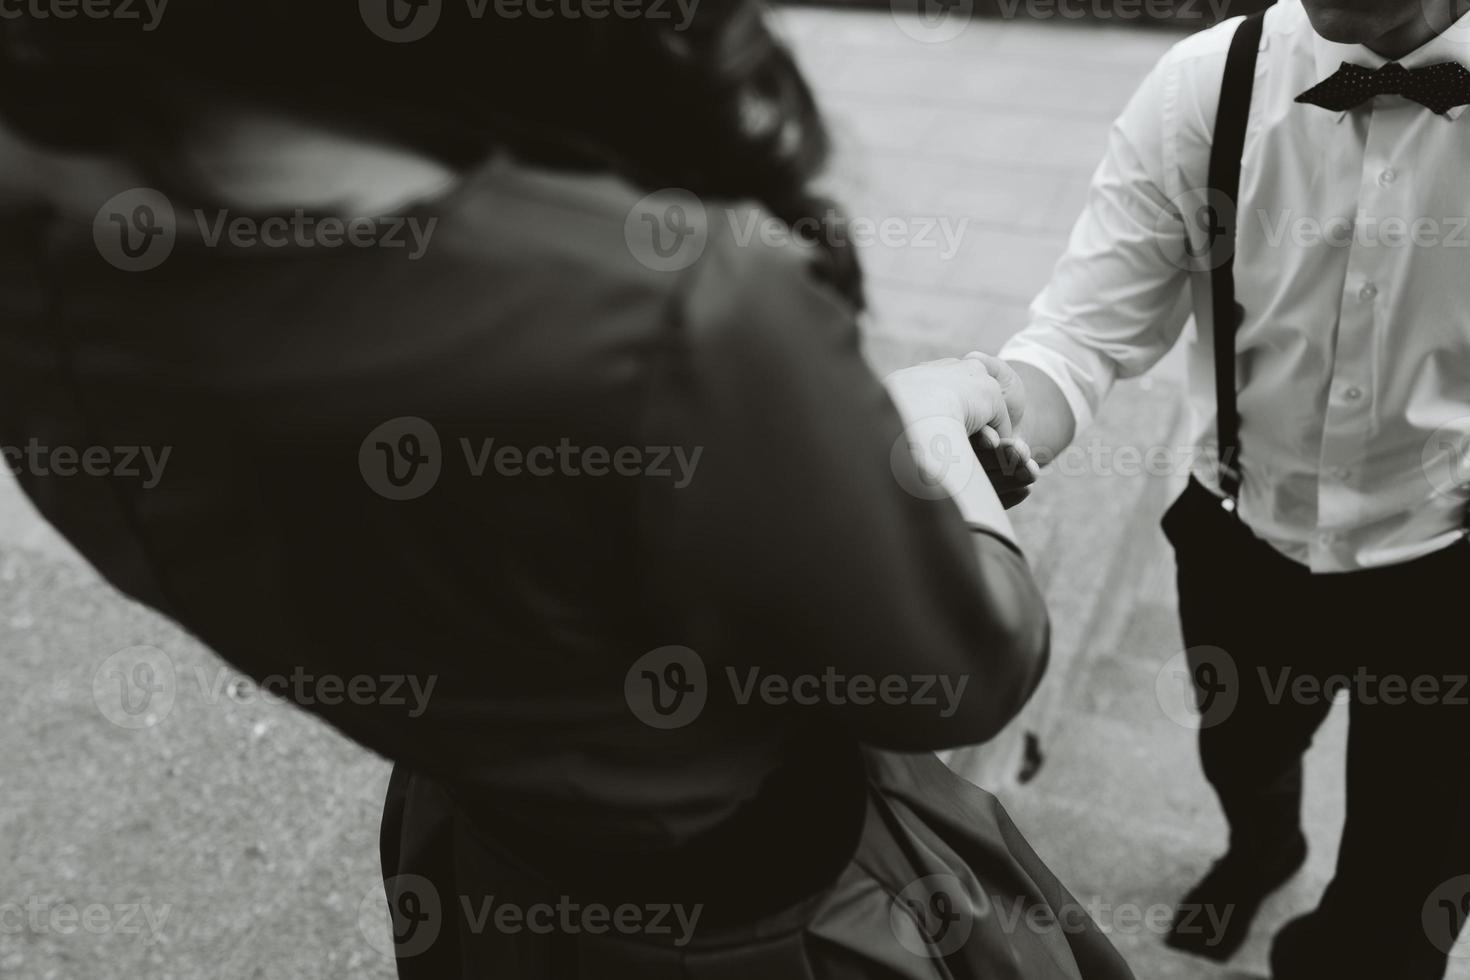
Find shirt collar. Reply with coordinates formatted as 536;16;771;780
1310;8;1470;120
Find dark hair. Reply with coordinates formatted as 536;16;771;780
0;2;863;307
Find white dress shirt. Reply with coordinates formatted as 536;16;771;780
1002;0;1470;572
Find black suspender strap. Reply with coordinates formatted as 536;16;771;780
1207;9;1268;511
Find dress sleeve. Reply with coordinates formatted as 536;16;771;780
637;209;1050;751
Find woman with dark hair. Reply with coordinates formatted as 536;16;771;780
0;5;1133;978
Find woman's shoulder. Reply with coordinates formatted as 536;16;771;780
453;157;854;348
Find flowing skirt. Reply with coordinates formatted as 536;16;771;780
379;751;1136;980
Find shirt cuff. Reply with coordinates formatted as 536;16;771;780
1000;334;1103;437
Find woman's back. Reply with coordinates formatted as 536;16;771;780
0;76;1139;978
0;122;822;845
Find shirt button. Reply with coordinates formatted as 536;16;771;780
1359;282;1379;301
1379;168;1397;186
1344;386;1364;401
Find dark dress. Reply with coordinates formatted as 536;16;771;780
0;134;1135;979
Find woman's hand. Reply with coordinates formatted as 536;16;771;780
885;353;1040;509
885;354;1014;437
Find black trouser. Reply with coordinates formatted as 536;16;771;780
1163;478;1470;979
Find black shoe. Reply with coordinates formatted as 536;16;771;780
1267;912;1323;979
1165;831;1309;962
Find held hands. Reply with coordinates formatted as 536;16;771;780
885;353;1040;509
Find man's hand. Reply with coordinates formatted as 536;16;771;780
964;353;1039;509
884;353;1040;510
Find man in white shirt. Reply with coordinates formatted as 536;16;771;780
996;0;1470;975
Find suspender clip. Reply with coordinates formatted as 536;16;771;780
1218;461;1243;513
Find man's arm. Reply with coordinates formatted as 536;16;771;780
1010;361;1077;469
988;40;1208;478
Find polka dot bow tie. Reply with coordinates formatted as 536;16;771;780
1296;61;1470;116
